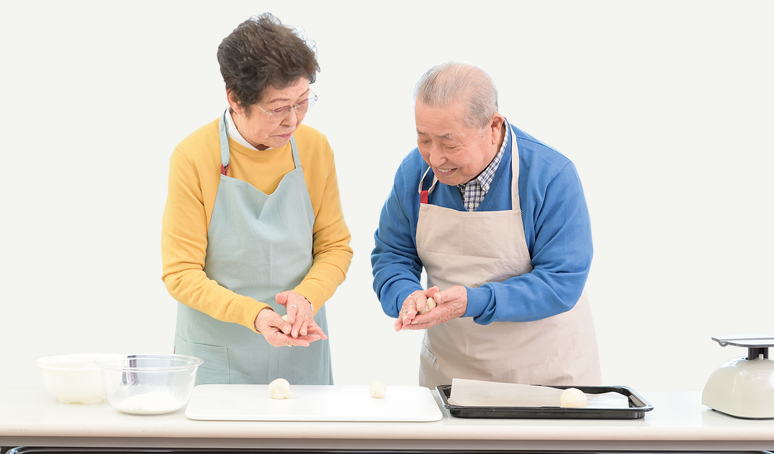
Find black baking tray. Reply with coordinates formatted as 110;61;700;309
436;384;654;419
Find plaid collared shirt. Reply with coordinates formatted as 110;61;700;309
457;121;510;211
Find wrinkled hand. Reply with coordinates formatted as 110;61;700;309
395;286;467;331
254;307;322;347
275;290;328;340
394;287;436;330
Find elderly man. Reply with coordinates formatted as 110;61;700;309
371;62;601;388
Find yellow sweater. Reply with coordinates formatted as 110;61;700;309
161;118;353;332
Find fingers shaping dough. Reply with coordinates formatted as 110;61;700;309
418;297;437;315
268;378;294;399
559;387;587;408
369;381;386;399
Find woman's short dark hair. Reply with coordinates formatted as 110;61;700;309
217;13;319;115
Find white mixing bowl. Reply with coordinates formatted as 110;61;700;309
37;354;107;404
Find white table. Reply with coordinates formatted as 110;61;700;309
2;387;774;452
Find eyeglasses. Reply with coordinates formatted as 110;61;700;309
255;91;318;120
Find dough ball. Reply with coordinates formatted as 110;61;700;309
560;387;587;408
268;378;294;399
281;314;289;322
418;297;437;315
369;381;386;399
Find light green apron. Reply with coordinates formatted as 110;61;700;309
174;110;332;385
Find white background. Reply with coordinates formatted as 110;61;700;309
1;1;772;393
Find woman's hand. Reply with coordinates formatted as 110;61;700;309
275;290;328;340
253;307;322;347
394;286;467;331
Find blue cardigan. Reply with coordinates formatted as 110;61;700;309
371;123;593;325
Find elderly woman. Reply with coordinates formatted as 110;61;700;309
161;14;352;385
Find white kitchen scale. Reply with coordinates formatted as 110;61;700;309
702;334;774;419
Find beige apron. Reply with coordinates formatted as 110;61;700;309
415;125;602;389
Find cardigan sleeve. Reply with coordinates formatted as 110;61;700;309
161;148;268;332
292;142;353;312
371;159;425;317
464;161;593;324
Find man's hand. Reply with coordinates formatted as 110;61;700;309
395;286;468;331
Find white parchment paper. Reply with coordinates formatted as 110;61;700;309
448;378;630;408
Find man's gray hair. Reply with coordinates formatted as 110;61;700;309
413;61;498;129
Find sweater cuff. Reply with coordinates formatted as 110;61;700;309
464;286;490;318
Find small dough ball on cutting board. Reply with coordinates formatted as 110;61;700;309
560;387;587;408
369;381;386;399
268;378;294;399
418;297;437;315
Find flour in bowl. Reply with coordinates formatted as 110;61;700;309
111;392;183;415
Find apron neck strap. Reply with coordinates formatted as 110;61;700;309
506;120;520;209
219;109;231;176
289;136;300;168
418;166;438;204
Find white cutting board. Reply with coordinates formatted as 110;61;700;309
185;384;443;422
